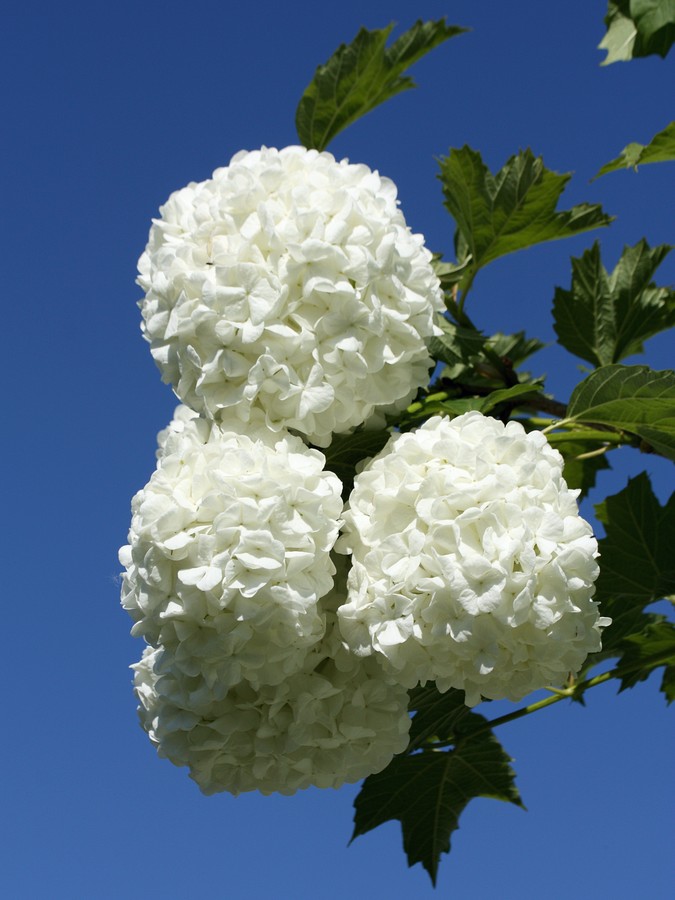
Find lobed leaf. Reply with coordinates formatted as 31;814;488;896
577;474;675;684
576;473;675;680
552;240;674;366
352;696;523;885
594;120;675;177
594;472;675;609
438;147;612;293
567;365;675;459
599;0;675;64
295;19;466;150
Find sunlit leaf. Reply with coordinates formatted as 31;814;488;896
567;365;675;459
296;19;466;150
431;255;473;291
477;383;543;413
552;241;674;366
595;121;675;177
599;0;675;64
438;147;612;293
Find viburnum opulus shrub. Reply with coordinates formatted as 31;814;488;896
121;146;607;796
119;12;675;884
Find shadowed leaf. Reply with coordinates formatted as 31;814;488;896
320;429;391;497
594;472;675;609
352;691;522;885
616;620;675;701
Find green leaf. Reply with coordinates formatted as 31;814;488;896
661;657;675;702
352;692;523;885
578;474;675;681
431;254;474;291
617;620;675;700
487;332;545;368
427;316;487;377
555;439;612;499
295;19;466;150
438;147;612;293
320;429;391;497
406;685;479;749
476;383;543;413
594;472;675;608
567;365;675;459
599;0;675;64
429;314;544;388
595;121;675;177
552;241;674;366
402;384;543;427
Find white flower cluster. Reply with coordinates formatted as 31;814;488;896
337;413;606;707
133;565;411;796
120;408;343;689
138;145;443;447
124;146;608;796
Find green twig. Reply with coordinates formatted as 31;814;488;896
418;649;673;751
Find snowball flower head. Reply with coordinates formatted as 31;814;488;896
138;146;443;446
132;563;411;796
119;406;343;689
337;412;607;706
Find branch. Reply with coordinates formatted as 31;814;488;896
420;649;673;751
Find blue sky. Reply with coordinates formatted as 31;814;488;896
2;1;673;897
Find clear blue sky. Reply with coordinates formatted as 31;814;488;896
2;1;673;897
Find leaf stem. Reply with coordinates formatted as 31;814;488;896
422;649;673;751
573;445;612;461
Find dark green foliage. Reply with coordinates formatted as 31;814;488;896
595;472;675;608
616;620;675;701
320;429;391;497
352;688;523;885
579;474;675;679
